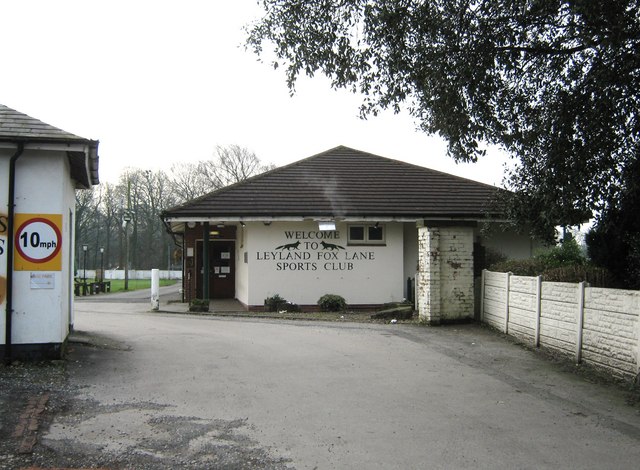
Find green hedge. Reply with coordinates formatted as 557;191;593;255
488;239;615;287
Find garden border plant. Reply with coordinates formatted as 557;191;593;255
264;294;300;313
189;298;210;313
317;294;347;312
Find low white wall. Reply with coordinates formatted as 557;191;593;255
481;270;640;379
77;270;182;280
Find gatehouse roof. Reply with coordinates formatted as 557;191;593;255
0;103;100;187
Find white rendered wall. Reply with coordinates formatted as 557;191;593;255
403;223;419;287
0;154;9;326
246;221;404;307
0;149;72;346
477;225;542;260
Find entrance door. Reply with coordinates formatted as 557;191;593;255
210;240;235;299
193;225;236;300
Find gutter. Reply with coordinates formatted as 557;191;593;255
4;143;24;364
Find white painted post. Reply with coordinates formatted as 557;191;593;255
534;275;542;347
151;268;160;311
576;281;586;364
504;272;511;334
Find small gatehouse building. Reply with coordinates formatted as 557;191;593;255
162;146;535;323
1;104;99;360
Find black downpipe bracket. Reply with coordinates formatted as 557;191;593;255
5;142;24;364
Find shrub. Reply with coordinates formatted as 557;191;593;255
488;239;615;287
189;298;209;312
542;265;614;287
488;258;546;276
264;294;287;312
535;238;586;269
264;294;301;312
318;294;347;312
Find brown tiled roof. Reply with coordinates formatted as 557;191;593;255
163;146;505;220
0;103;100;187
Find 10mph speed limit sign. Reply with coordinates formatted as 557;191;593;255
14;214;63;271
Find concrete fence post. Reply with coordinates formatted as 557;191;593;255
635;314;640;381
534;275;542;347
480;269;486;323
504;272;511;334
414;272;420;313
151;269;160;311
576;281;586;364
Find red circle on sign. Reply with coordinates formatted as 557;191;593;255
14;217;62;263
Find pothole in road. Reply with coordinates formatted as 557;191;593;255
41;400;291;469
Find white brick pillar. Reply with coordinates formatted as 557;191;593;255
418;226;441;324
418;225;475;324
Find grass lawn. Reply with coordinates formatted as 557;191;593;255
108;279;178;293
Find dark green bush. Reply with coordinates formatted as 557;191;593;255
535;238;586;268
541;265;614;287
264;294;301;312
318;294;347;312
284;302;301;312
189;298;210;312
264;294;287;312
489;258;546;276
488;238;615;287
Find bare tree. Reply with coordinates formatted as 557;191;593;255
168;162;212;204
167;144;275;204
199;144;275;189
75;145;276;271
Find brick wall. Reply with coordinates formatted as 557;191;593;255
418;226;474;324
481;270;640;380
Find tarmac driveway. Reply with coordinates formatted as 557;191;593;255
12;295;640;469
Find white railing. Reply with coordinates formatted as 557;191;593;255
76;269;182;280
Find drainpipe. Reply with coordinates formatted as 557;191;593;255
203;222;210;300
5;142;24;365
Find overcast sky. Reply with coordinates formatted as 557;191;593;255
0;0;510;186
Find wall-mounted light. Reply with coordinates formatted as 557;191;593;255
240;221;246;227
263;221;272;226
187;222;196;228
318;221;336;231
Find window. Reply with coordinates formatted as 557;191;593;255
348;224;385;245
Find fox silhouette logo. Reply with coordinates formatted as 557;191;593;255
321;241;345;250
275;241;300;251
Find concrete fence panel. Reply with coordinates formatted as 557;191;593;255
482;271;508;331
506;275;538;342
480;270;640;380
539;282;579;356
582;288;640;378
